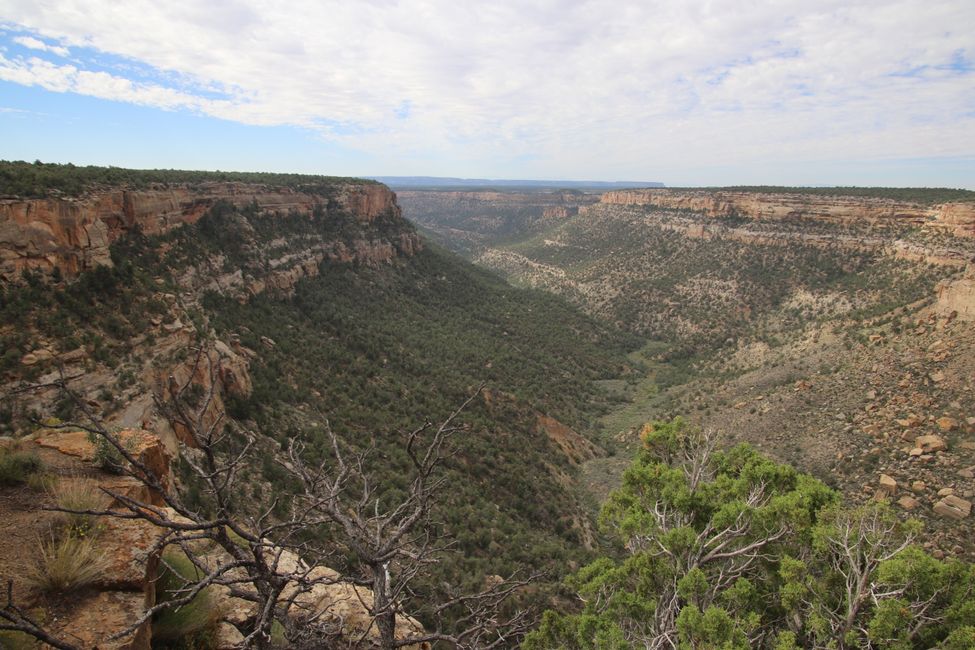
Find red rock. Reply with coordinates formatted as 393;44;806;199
93;517;163;597
35;429;172;492
51;591;151;650
0;182;403;281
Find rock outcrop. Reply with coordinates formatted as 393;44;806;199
542;205;579;219
936;266;975;320
8;427;429;648
600;189;975;237
397;189;599;251
34;428;173;497
0;181;401;281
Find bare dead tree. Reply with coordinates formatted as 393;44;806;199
2;345;537;649
0;347;334;649
284;389;542;649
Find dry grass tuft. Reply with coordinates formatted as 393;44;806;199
49;478;110;534
26;531;110;593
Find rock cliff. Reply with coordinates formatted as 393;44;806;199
600;189;975;237
937;266;975;320
0;181;401;281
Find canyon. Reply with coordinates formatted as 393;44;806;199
409;185;975;555
1;167;635;648
4;168;975;647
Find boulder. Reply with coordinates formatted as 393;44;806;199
99;475;164;508
933;495;972;520
215;622;246;649
93;517;164;597
937;416;959;432
34;429;172;490
914;435;948;453
878;474;898;496
211;585;257;628
285;569;428;649
897;496;921;511
60;347;88;362
20;349;53;366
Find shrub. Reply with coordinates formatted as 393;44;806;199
50;479;110;535
88;432;131;475
0;448;43;485
26;532;110;593
151;549;222;647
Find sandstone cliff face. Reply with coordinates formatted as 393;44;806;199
0;181;401;280
600;189;975;237
542;205;579;219
936;266;975;320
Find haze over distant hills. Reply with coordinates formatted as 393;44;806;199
370;176;665;190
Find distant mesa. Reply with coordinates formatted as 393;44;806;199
370;176;665;191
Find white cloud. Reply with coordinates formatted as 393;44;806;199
0;0;973;179
12;34;68;56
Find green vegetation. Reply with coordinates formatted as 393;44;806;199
1;196;642;618
9;175;973;646
0;448;43;485
88;432;132;475
0;159;375;198
484;209;954;361
524;419;975;649
152;549;222;649
202;240;640;591
683;186;975;204
399;191;577;255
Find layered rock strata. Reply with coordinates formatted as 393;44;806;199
600;189;975;237
0;181;400;280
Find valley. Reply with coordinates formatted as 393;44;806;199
405;186;975;554
3;163;975;648
1;163;650;648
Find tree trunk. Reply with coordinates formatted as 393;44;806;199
373;561;397;649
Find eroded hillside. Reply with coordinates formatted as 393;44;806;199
405;187;975;557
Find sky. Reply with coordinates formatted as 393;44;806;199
0;0;973;187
